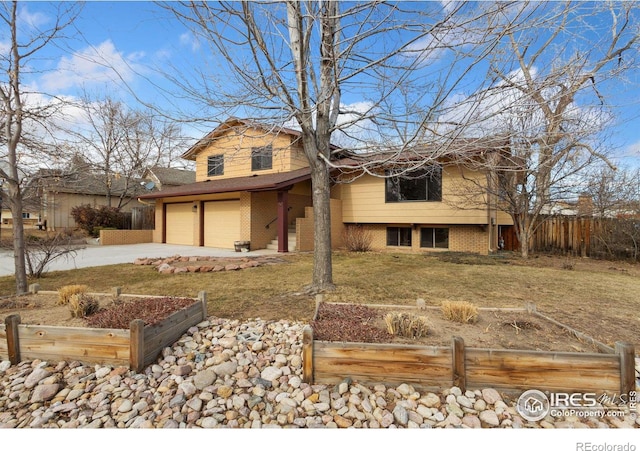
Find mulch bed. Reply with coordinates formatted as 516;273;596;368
310;303;393;343
85;297;196;329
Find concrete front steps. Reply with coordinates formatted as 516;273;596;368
266;227;296;251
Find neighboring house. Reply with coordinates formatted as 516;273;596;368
1;184;42;229
141;166;196;191
35;169;146;231
138;117;514;254
0;207;41;228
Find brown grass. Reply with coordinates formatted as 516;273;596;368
68;293;99;318
57;284;89;306
441;300;479;324
384;312;430;338
0;250;638;348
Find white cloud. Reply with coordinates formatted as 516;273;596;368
17;5;49;29
0;40;9;56
625;140;640;157
40;40;143;92
435;67;606;139
179;32;200;52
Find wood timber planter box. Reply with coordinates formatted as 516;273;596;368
0;291;209;373
302;300;636;397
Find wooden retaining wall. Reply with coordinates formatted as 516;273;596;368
0;291;208;372
304;332;634;395
303;300;636;396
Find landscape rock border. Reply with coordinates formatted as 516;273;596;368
134;255;286;274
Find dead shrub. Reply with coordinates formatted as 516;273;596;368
441;300;479;324
342;225;373;252
57;284;89;306
384;312;430;338
68;293;100;318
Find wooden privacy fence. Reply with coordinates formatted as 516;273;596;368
0;291;208;372
302;302;636;396
529;215;639;259
531;215;594;257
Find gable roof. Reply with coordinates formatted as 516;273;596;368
137;167;312;200
143;166;196;187
182;117;342;160
181;118;306;160
36;169;146;198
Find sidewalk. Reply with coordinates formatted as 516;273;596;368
0;243;278;277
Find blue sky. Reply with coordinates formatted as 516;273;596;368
6;1;640;170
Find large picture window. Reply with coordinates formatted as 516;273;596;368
387;227;412;247
385;166;442;202
251;145;273;171
207;154;224;177
420;227;449;249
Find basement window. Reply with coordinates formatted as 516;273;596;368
387;227;412;247
420;227;449;249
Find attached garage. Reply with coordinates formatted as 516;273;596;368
165;203;195;245
203;200;241;248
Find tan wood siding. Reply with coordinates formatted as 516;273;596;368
339;169;490;224
165;203;195;245
203;200;241;248
194;128;308;181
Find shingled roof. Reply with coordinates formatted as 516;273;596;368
143;166;196;187
137;167;312;200
36;169;147;197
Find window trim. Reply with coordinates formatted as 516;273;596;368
386;226;412;247
420;227;449;249
251;145;273;171
385;166;442;203
207;154;224;177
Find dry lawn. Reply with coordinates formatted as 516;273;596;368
0;250;638;349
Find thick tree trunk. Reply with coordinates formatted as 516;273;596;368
7;181;28;293
513;212;531;259
309;163;335;292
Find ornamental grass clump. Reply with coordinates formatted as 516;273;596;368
68;293;100;318
441;300;479;324
57;284;89;306
384;312;430;339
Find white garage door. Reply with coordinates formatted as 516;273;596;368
204;200;241;248
165;203;195;245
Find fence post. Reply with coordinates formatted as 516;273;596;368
615;342;635;397
198;291;208;321
314;294;323;321
302;325;314;384
452;336;466;392
130;319;145;373
5;314;21;365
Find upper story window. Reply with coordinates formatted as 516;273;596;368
251;145;273;171
207;154;224;177
385;166;442;202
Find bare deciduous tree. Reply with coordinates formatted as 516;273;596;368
161;1;508;291
67;93;188;208
582;165;640;260
0;1;81;293
442;2;639;257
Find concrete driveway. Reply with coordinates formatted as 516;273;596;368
0;243;278;278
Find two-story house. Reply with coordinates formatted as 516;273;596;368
138;118;514;254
